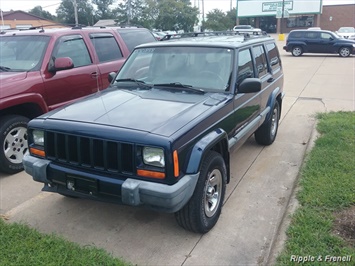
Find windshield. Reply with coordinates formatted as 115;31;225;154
115;46;234;91
0;35;50;71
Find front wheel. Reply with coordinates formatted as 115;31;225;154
339;47;351;57
0;115;29;174
175;151;226;233
255;101;280;145
291;46;303;57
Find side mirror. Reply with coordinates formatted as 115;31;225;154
238;78;261;93
108;72;117;83
48;57;74;73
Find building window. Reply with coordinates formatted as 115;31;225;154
16;24;32;29
0;25;11;30
287;16;314;28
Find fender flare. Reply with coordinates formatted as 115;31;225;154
0;93;48;114
264;88;283;122
185;128;229;180
291;42;307;50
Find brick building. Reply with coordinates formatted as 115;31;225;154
235;0;355;33
0;10;64;30
320;4;355;32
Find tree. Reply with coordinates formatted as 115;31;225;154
92;0;115;20
203;9;229;31
154;0;199;32
57;0;95;26
225;8;237;30
112;0;147;27
202;8;237;31
29;6;56;21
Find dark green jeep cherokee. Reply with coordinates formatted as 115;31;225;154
23;32;284;233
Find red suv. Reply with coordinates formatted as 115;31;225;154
0;26;156;174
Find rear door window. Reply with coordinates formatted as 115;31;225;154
290;31;303;38
116;29;156;52
252;45;268;77
304;32;319;39
265;42;281;72
90;33;123;62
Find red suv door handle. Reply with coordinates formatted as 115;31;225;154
91;72;99;78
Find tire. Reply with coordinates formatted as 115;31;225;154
339;47;350;57
0;115;29;174
175;151;226;233
255;101;280;146
291;46;303;57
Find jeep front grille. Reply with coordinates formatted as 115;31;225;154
45;131;135;174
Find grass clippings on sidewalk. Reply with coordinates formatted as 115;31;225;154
0;218;130;266
276;111;355;266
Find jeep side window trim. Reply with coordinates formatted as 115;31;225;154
265;42;281;72
236;48;254;88
252;45;268;77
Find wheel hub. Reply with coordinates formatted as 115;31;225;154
4;126;28;164
204;169;222;218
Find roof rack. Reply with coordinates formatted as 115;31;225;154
161;30;269;41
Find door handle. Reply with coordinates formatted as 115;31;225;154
267;77;274;83
91;72;99;78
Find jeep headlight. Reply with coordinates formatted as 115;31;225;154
33;130;44;146
143;147;165;167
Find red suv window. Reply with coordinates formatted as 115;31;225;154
90;33;123;62
53;35;92;67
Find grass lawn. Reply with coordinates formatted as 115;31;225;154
0;218;130;266
276;111;355;265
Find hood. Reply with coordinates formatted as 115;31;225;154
0;72;27;86
43;87;227;137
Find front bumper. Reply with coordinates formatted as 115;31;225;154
23;153;199;213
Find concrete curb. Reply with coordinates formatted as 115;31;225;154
266;121;320;265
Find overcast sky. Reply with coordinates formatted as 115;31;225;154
1;0;354;15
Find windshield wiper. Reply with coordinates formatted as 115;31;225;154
0;66;11;72
114;78;152;89
154;82;205;94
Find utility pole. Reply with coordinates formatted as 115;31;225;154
202;0;205;29
127;0;131;25
72;0;79;26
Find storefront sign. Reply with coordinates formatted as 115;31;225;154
263;1;293;12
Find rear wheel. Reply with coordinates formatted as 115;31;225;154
339;47;350;57
0;115;29;174
291;46;303;57
255;101;280;145
175;151;226;233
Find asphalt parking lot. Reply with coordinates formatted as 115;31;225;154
1;35;354;265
